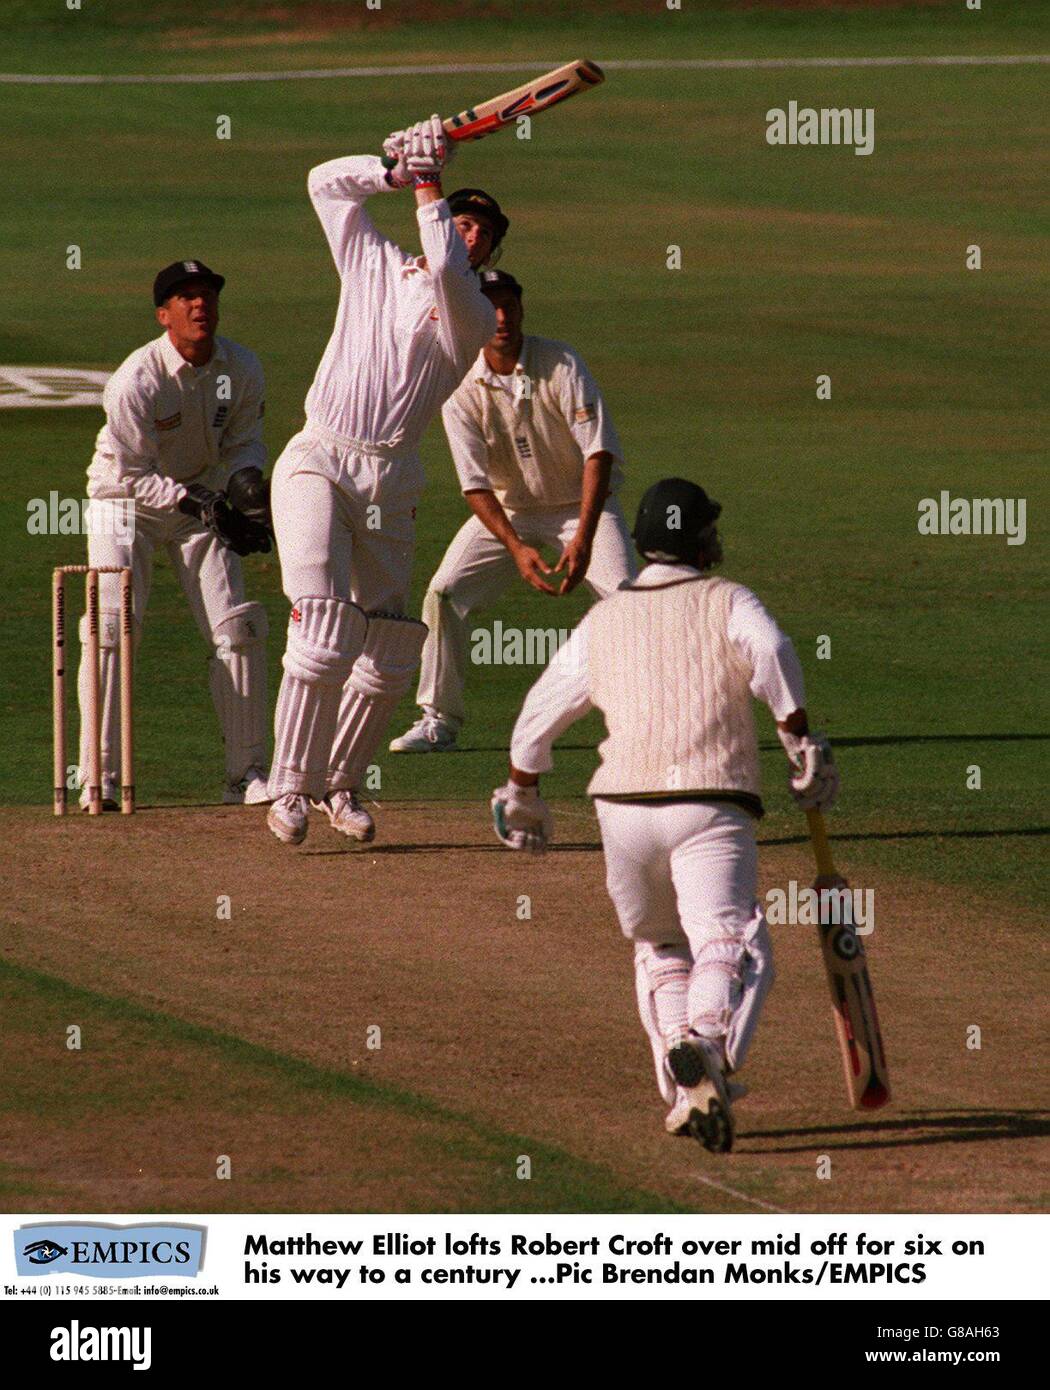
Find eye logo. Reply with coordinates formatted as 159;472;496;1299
24;1239;68;1265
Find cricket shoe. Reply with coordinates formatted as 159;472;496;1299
667;1037;735;1154
223;767;271;805
665;1080;748;1137
313;789;376;843
389;714;457;753
78;775;119;812
267;794;310;845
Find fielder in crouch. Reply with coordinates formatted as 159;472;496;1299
82;260;272;808
492;479;839;1153
266;117;503;845
390;269;636;753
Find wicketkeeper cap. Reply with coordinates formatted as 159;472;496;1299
631;478;722;561
478;269;522;298
153;259;225;307
446;188;510;245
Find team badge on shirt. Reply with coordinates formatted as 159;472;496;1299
212;404;229;428
155;411;181;431
575;403;596;423
514;434;533;460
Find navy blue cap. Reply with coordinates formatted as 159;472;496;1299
153;259;225;307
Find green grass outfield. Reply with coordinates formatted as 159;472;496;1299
1;2;1046;902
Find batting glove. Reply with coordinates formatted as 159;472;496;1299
382;129;412;187
405;114;454;182
778;728;839;811
491;782;552;854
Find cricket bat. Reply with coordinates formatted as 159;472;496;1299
807;808;891;1110
381;59;605;167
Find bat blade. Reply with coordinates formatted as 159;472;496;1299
444;59;604;144
807;809;891;1110
381;60;605;167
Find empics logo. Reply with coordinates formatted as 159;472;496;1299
16;1222;205;1278
51;1322;152;1372
23;1238;68;1266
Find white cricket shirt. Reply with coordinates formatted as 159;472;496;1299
302;156;497;451
87;332;266;512
442;334;625;511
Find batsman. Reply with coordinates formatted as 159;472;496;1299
493;479;839;1153
265;117;503;845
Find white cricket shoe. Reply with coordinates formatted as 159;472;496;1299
223;767;271;805
667;1037;736;1154
389;713;458;753
665;1091;693;1136
267;794;309;845
313;789;375;843
79;775;119;812
665;1079;748;1137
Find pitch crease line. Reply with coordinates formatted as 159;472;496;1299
1;54;1047;85
691;1174;786;1214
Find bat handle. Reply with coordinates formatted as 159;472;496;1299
806;808;839;880
380;155;396;170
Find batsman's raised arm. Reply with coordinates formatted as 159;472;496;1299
417;197;500;363
306;155;403;272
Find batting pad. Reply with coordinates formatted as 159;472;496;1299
328;613;428;792
634;941;692;1105
721;905;775;1074
269;597;367;799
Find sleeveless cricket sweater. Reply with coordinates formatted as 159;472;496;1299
586;574;763;815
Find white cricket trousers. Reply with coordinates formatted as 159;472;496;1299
268;424;427;798
78;498;265;790
594;797;774;1103
415;500;636;726
271;425;425;611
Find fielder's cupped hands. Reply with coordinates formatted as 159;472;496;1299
778;728;839;810
491;781;552;854
513;541;558;595
554;534;592;595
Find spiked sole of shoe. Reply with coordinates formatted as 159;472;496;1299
688;1099;735;1155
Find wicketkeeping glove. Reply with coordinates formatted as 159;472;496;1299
179;484;272;557
225;466;272;532
777;728;839;811
491;782;552;854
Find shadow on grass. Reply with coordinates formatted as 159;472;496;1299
741;1109;1050;1154
759;826;1050;849
459;733;1050;755
304;840;603;856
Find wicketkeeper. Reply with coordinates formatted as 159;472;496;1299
492;478;839;1153
81;260;272;808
